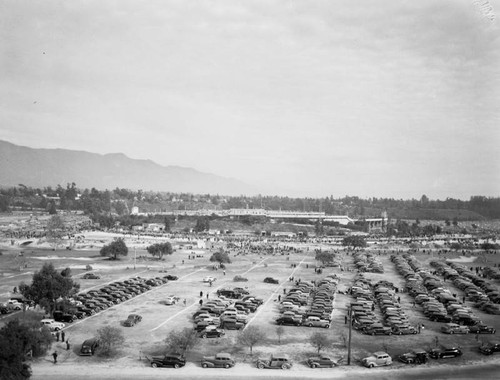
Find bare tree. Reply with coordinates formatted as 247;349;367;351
276;326;284;344
164;328;199;355
237;326;265;354
309;331;333;355
96;326;124;357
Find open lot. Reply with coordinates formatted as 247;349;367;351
1;233;500;379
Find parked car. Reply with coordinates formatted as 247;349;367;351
201;352;235;368
199;328;225;339
82;273;100;279
221;320;244;330
53;311;76;323
363;324;393;336
398;350;428;364
203;276;216;283
441;323;469;334
304;316;330;328
123;314;142;327
276;316;301;326
469;324;496;334
362;352;392;368
40;319;65;331
479;342;500;355
163;275;178;281
148;353;186;368
429;347;462;359
79;338;100;356
307;355;338;368
256;353;292;369
264;277;279;284
392;325;418;335
162;296;179;305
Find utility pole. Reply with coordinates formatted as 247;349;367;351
347;303;352;365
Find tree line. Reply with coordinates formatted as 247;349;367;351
2;185;500;220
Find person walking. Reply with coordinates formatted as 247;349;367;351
66;340;70;350
52;351;58;364
183;299;186;306
55;331;60;342
200;291;203;297
61;331;65;343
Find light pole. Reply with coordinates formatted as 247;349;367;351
347;303;352;365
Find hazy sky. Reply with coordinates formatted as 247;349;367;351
1;0;499;199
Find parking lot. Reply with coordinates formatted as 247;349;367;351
1;238;500;378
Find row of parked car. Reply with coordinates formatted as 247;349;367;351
275;275;338;328
68;274;177;323
193;287;263;335
353;251;384;273
148;351;341;369
445;261;500;313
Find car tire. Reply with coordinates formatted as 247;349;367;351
311;364;317;368
309;323;313;327
54;327;60;331
174;364;180;369
202;363;208;368
326;325;330;328
412;331;417;334
369;363;375;368
202;334;207;339
151;363;158;368
450;331;454;334
282;364;290;370
224;364;230;369
257;363;265;369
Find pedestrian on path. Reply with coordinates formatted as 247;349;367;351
55;331;60;342
52;351;58;364
66;340;70;350
200;291;203;297
61;331;65;342
183;299;186;306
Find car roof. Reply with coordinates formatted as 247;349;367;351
373;351;388;356
271;353;289;359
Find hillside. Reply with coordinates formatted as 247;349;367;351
0;140;254;195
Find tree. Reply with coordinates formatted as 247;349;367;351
60;267;71;277
237;326;265;354
210;250;231;265
146;242;173;260
445;219;451;226
0;314;53;380
452;217;459;226
309;331;333;354
194;217;210;232
276;326;284;345
47;202;57;215
164;328;199;355
342;235;367;248
19;263;80;314
46;215;65;250
315;251;334;265
100;238;128;260
96;326;124;357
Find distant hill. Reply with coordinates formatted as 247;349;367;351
0;140;254;195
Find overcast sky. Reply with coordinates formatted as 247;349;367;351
1;0;499;199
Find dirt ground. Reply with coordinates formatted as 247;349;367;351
1;232;500;379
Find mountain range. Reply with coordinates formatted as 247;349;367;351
0;140;255;195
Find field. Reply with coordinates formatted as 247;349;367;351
1;231;500;379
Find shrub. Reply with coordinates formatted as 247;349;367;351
233;275;248;282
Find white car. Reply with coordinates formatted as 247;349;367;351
203;276;216;283
163;296;178;305
40;319;65;331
